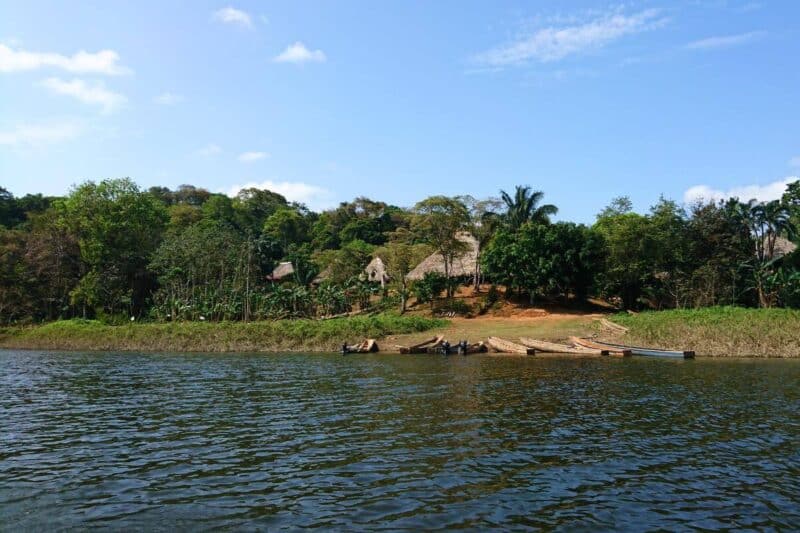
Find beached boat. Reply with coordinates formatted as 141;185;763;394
398;336;444;354
486;337;536;355
463;342;488;354
582;339;695;359
569;337;632;356
345;338;379;353
424;341;488;355
519;337;606;356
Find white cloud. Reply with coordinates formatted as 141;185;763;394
474;8;666;66
195;143;222;157
685;31;764;50
0;44;131;75
154;92;183;105
213;7;253;28
238;151;269;162
40;77;126;113
225;180;334;210
274;42;326;64
790;157;800;167
683;177;798;204
0;120;83;148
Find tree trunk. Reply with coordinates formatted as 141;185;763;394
474;244;481;291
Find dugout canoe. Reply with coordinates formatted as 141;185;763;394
345;338;379;353
398;336;444;354
583;339;695;359
424;340;488;355
519;337;607;356
569;337;632;357
465;342;488;354
486;337;536;355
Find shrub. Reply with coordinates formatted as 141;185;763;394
433;298;473;317
412;272;447;305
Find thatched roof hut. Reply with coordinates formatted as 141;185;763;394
268;261;294;282
766;236;798;259
365;257;389;287
406;232;478;281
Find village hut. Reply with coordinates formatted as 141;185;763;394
766;236;798;260
365;257;389;287
406;232;479;282
267;261;295;282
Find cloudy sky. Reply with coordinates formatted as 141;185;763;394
1;0;799;219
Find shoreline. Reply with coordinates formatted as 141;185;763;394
2;307;799;357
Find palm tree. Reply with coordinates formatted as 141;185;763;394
500;185;558;229
751;200;796;262
730;198;798;307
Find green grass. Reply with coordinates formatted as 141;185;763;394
4;307;798;357
610;306;800;357
0;314;448;353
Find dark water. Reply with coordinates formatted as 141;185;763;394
1;351;799;531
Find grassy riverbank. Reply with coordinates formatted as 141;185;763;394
2;306;798;357
0;314;447;353
611;307;800;357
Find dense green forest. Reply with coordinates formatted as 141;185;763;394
1;178;798;325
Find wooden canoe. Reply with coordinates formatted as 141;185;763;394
486;337;536;355
346;338;379;353
466;342;488;354
423;340;487;355
399;336;444;354
569;337;632;356
520;337;607;356
582;339;695;359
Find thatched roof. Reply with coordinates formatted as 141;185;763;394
365;257;389;284
268;261;294;281
767;236;798;259
406;232;478;281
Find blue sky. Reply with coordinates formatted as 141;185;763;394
1;0;799;222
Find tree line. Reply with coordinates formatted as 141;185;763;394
0;178;798;324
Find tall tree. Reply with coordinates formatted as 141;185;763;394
411;196;470;298
23;210;81;320
376;229;432;312
459;195;503;290
234;188;289;234
685;200;753;307
742;199;797;307
263;208;311;254
59;178;168;318
482;222;602;304
0;188;22;228
499;185;558;229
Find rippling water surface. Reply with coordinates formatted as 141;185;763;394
1;350;799;530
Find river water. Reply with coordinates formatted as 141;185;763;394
1;350;799;530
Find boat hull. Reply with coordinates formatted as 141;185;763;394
519;337;606;356
589;340;695;359
486;337;536;355
569;337;632;356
